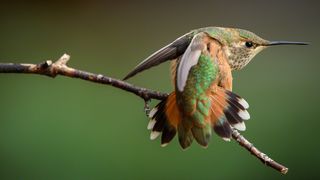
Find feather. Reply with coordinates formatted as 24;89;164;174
150;131;161;140
161;123;176;146
238;110;250;120
148;107;158;118
123;32;193;80
213;118;232;140
233;121;246;131
146;92;182;147
191;124;212;147
178;125;194;150
147;119;156;130
176;33;206;91
152;113;166;132
238;98;249;109
210;86;251;137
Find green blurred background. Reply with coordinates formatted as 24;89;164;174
0;0;319;179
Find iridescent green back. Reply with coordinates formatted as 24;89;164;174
177;53;218;125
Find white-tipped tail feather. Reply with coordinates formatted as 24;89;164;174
161;143;169;147
150;131;160;140
233;122;246;131
147;119;156;130
238;110;250;120
148;107;158;118
222;137;231;141
238;98;249;109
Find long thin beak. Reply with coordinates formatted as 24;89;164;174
266;41;309;46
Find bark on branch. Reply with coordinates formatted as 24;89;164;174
0;54;167;101
0;54;288;174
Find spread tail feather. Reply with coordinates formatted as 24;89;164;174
148;92;195;149
210;87;250;141
148;93;181;147
147;88;250;149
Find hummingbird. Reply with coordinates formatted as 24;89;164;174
123;27;307;149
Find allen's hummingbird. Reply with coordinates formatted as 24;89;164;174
124;27;307;149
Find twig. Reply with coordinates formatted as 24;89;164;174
232;129;288;174
0;54;288;174
0;54;168;101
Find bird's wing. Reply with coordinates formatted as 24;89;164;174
123;32;193;80
176;32;213;92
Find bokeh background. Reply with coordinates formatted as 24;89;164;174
0;0;319;179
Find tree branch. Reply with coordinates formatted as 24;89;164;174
0;54;168;101
0;54;288;174
232;130;288;174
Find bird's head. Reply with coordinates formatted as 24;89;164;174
208;27;308;70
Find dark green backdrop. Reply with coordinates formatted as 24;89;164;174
0;1;319;179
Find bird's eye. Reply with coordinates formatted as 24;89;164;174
245;41;254;48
